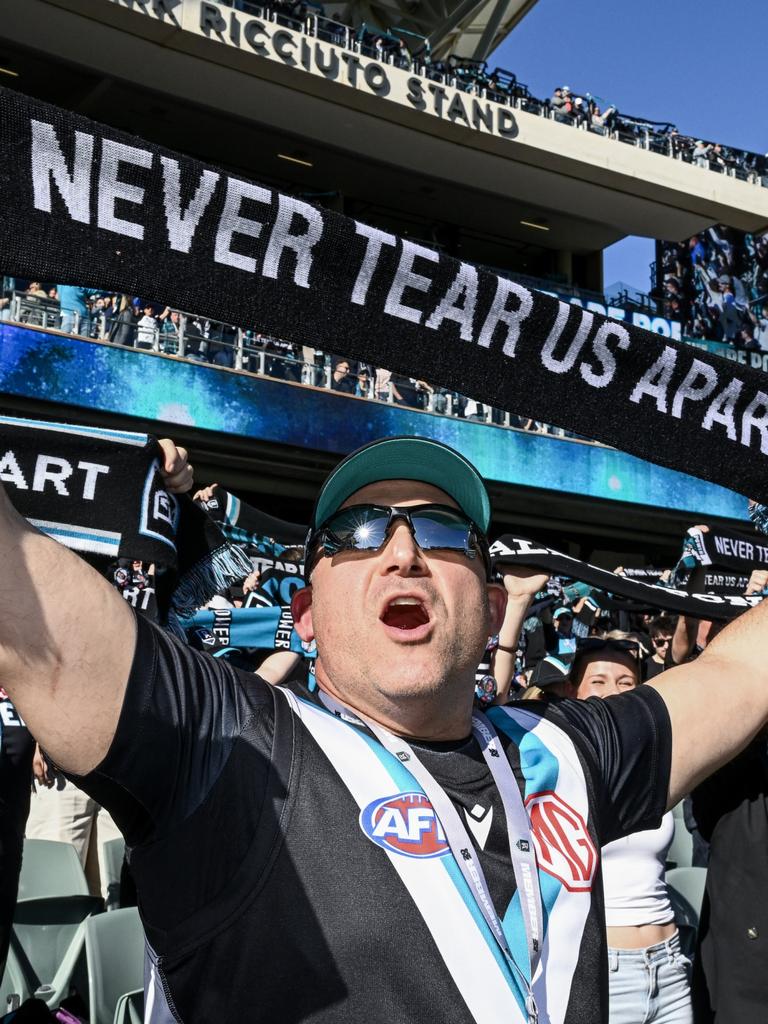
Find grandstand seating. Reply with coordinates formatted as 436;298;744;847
85;908;145;1024
0;947;29;1012
666;866;707;961
11;894;104;1008
666;818;694;870
0;840;143;1017
18;839;89;902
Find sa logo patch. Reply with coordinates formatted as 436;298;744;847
360;793;449;859
525;791;597;892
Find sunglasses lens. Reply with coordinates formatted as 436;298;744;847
410;509;472;551
324;507;391;550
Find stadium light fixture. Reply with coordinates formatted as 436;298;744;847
0;67;19;78
520;219;549;232
278;152;313;168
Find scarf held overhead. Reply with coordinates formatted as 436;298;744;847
0;414;252;616
1;88;768;502
490;536;763;621
0;414;177;563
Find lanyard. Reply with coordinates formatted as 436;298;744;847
317;690;543;1024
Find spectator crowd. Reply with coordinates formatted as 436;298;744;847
0;278;559;434
5;450;768;1021
662;226;768;349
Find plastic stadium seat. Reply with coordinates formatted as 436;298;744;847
99;837;126;911
666;819;694;870
666;866;707;961
0;945;31;1012
666;866;707;920
85;907;145;1024
10;894;104;1008
113;988;144;1024
18;839;89;901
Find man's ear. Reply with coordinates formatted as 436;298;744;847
486;582;507;635
291;586;315;642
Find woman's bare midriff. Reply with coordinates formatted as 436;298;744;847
607;921;677;950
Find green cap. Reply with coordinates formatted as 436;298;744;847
312;436;491;532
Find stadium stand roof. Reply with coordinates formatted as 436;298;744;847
325;0;539;60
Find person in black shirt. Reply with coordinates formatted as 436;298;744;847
330;358;356;394
645;615;676;680
690;735;768;1022
2;437;768;1023
0;690;35;975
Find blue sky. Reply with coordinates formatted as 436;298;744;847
492;0;768;293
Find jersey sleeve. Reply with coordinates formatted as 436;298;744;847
550;687;672;846
67;611;275;847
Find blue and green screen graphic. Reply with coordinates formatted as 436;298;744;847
0;324;747;520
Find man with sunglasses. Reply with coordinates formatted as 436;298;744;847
2;436;768;1024
646;616;676;681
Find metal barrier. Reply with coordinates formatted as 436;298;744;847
2;292;594;442
5;290;761;440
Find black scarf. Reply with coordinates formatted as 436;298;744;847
1;87;768;503
0;414;177;564
683;524;768;572
0;414;252;618
490;536;763;620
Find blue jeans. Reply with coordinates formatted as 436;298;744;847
608;932;692;1024
60;310;91;337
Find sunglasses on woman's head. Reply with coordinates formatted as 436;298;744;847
575;638;640;657
304;503;490;578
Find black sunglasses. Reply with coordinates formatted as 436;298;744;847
304;503;490;578
575;638;640;656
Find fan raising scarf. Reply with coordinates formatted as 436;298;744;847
490;535;764;621
0;414;251;616
2;86;768;504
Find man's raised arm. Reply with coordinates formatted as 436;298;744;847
650;597;768;807
0;440;192;776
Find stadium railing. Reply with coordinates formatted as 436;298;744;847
2;291;594;439
7;287;760;443
214;0;766;187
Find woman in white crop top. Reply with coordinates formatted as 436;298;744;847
568;638;693;1024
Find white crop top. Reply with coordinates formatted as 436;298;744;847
601;811;675;927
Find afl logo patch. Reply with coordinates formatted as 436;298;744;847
360;793;449;859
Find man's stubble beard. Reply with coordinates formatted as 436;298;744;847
313;585;492;705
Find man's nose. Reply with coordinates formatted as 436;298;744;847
379;520;428;576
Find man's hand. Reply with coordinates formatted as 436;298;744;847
193;482;220;505
242;569;261;594
499;567;550;602
32;743;54;790
490;568;550;704
745;570;768;596
158;439;194;494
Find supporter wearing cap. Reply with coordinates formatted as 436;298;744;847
551;605;576;655
5;437;768;1022
523;653;574;699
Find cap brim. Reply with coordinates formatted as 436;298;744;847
313;436;491;531
531;654;574;687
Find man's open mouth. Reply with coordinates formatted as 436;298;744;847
380;596;431;631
